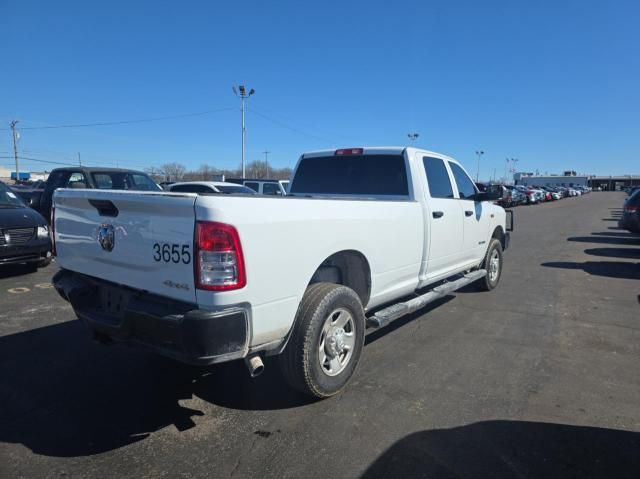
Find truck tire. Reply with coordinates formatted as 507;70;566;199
476;238;503;291
279;282;365;398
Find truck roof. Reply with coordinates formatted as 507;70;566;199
301;147;456;162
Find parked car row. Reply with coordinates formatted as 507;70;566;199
481;183;591;208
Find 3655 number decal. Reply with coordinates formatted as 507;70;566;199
153;243;191;264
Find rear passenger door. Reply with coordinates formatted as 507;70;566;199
448;161;489;263
422;156;465;279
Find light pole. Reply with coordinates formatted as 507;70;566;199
407;133;419;144
475;150;484;182
263;150;270;178
10;120;19;183
510;158;519;184
232;85;255;178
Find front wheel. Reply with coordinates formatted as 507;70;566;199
279;283;365;398
476;238;503;291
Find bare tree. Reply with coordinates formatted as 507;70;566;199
160;162;187;182
271;167;293;180
246;160;269;179
144;166;165;182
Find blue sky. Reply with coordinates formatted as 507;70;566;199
1;0;638;179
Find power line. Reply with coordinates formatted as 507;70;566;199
247;108;334;143
0;155;76;166
0;107;235;131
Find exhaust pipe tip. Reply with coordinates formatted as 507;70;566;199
245;354;265;378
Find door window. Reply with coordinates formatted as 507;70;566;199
244;182;260;192
448;162;477;199
423;157;454;199
66;172;87;188
262;183;281;195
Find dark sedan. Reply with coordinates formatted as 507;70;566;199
619;189;640;234
0;181;52;271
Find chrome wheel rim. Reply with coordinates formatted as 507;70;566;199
488;249;500;282
318;308;355;376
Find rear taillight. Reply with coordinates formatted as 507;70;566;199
50;206;56;256
625;205;639;213
195;221;246;291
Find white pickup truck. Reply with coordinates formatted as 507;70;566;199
52;147;511;397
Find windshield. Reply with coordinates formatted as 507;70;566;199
215;185;256;194
0;183;25;207
91;172;161;191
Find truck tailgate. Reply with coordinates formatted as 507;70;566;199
54;190;197;303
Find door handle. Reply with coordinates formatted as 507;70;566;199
465;210;473;217
432;211;444;218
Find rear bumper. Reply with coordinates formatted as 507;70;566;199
0;240;51;265
53;269;250;365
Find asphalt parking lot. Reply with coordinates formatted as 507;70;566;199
1;192;638;478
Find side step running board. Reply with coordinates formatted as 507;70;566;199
366;269;487;329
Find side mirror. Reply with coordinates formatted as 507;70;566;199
474;186;502;202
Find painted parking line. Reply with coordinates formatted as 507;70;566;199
35;283;54;289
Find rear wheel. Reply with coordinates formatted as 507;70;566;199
476;238;503;291
279;283;365;398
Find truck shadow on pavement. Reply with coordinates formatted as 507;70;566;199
0;320;314;457
0;296;461;458
543;227;640;280
567;236;640;245
362;420;639;479
541;261;640;280
584;247;640;260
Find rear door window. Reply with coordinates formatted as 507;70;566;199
423;157;454;199
127;174;160;191
93;174;113;189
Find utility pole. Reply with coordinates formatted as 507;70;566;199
475;150;484;182
232;85;255;178
263;150;270;178
78;152;82;166
10;120;19;183
407;133;419;143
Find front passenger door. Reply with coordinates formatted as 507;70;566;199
448;162;489;263
423;156;464;279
